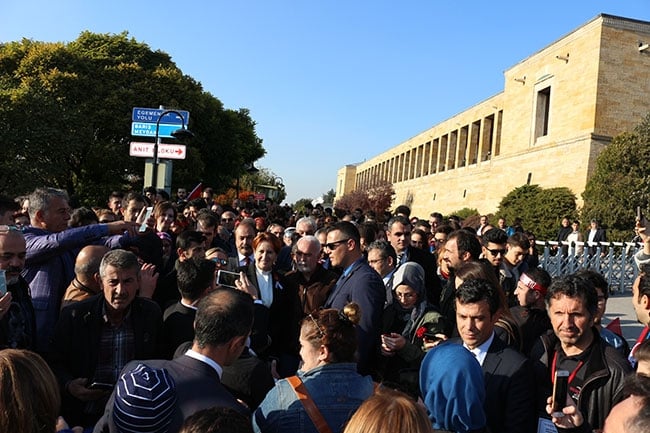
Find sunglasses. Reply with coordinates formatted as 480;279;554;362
486;248;506;257
211;258;228;266
323;239;350;250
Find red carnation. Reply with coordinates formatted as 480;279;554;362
415;326;427;339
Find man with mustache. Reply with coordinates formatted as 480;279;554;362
49;249;162;428
0;226;35;349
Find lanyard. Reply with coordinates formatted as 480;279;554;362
550;351;584;385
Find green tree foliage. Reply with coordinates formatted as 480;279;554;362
292;198;313;214
447;207;479;221
581;113;650;241
322;189;336;206
497;184;577;240
0;32;265;206
240;167;286;204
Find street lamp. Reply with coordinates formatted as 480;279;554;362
151;110;194;189
236;162;260;198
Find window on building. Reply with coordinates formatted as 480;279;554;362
535;86;551;139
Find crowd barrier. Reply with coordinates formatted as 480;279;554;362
535;240;642;294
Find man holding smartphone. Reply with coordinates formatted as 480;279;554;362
530;273;632;431
0;226;35;350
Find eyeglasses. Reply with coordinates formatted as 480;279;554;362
308;313;325;338
211;258;228;266
294;250;313;258
221;217;234;222
323;239;350;250
486;248;506;257
367;257;386;265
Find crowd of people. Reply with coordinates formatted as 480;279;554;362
0;187;649;433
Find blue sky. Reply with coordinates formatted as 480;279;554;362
2;1;649;203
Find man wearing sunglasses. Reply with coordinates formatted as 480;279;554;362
481;228;508;271
323;221;385;375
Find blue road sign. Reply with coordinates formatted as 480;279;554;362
132;107;190;125
131;122;185;138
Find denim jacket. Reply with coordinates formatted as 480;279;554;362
252;363;374;433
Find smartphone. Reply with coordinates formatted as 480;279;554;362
88;381;114;391
217;270;240;289
0;270;6;296
423;331;442;342
139;206;154;232
551;369;570;417
637;206;644;222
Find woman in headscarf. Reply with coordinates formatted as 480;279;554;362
379;261;446;395
420;342;487;433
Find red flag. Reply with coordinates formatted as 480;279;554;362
187;182;202;200
605;317;623;337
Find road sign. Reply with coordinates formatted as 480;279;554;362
131;122;187;138
132;107;190;125
130;142;187;160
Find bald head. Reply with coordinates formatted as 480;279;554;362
74;245;110;289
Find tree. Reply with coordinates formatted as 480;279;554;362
322;189;336;206
497;184;577;240
0;32;265;205
582;113;650;241
334;180;394;220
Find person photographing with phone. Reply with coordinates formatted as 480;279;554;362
379;261;446;395
530;273;632;431
0;226;36;350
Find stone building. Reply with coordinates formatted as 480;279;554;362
335;14;650;218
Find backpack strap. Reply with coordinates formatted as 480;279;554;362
286;376;333;433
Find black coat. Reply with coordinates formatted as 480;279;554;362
94;354;248;433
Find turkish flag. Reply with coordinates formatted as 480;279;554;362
187;182;202;200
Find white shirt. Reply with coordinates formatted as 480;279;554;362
256;268;274;308
185;349;223;379
463;331;495;367
238;253;254;267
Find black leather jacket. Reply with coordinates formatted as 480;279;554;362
530;328;632;430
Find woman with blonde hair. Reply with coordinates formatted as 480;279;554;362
343;387;434;433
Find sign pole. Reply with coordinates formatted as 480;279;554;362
151;105;164;189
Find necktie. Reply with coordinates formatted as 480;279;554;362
244;256;251;267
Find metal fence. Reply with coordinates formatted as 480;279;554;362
536;241;642;294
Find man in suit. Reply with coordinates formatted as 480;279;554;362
324;221;385;375
386;216;441;306
227;219;256;271
94;287;253;433
454;278;536;433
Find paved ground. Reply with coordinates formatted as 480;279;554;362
602;289;645;345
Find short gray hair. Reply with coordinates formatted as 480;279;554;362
99;249;140;279
28;188;69;217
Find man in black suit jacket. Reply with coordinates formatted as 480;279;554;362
324;221;386;375
94;288;253;433
453;278;537;433
386;216;441;306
